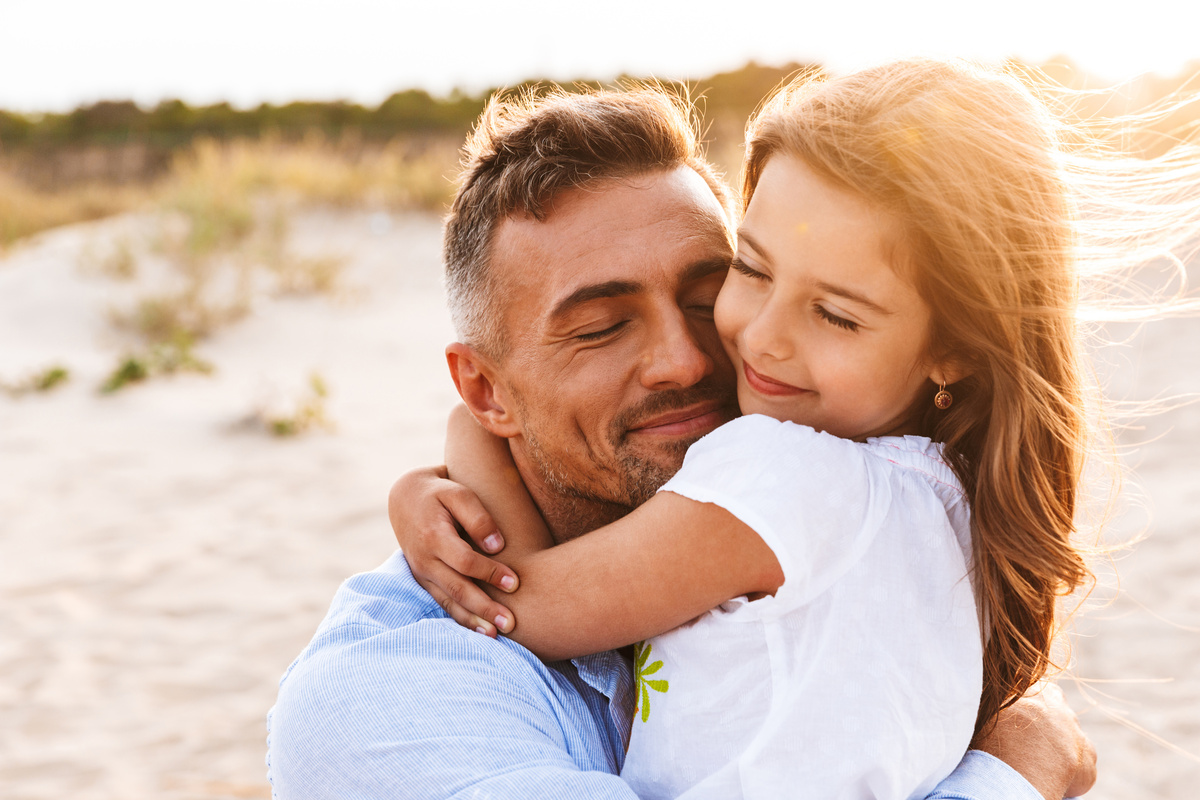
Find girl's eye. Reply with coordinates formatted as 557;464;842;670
815;305;859;332
731;257;768;281
576;321;628;341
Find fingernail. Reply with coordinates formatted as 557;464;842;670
483;533;502;552
494;615;509;632
474;626;488;635
499;575;516;591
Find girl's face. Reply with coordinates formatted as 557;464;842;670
715;155;944;441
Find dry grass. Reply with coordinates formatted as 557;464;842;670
88;135;457;392
265;372;334;437
100;236;138;279
0;132;460;252
99;334;214;394
163;133;459;213
100;137;426;355
110;287;251;345
99;211;328;393
0;171;145;250
6;132;453;399
239;372;335;437
103;133;458;347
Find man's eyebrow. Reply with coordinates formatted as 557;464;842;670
738;228;891;315
549;280;643;320
680;256;732;285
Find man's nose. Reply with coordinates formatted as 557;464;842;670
639;314;715;390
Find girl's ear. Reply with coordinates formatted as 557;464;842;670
445;343;522;438
929;359;972;387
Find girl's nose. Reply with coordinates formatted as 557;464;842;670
741;299;795;362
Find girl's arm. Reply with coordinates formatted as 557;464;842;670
395;407;783;660
488;490;782;662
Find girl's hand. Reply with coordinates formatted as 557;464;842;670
388;466;518;638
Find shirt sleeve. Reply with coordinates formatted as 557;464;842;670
926;751;1044;800
658;414;891;613
267;621;638;800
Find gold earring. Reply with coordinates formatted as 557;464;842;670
934;382;953;410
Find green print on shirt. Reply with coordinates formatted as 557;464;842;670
633;640;669;723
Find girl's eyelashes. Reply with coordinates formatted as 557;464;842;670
575;320;628;341
732;252;859;332
815;304;860;332
730;257;768;280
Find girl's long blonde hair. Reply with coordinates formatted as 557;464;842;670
742;58;1200;732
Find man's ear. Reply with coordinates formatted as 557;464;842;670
445;342;521;438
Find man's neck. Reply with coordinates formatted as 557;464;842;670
530;484;633;544
511;447;634;544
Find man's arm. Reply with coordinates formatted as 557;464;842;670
955;684;1098;800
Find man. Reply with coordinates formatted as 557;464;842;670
267;87;1095;799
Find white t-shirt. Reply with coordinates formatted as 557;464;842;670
619;415;982;800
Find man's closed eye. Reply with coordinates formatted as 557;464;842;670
576;321;629;341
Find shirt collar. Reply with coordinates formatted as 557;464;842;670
572;649;635;749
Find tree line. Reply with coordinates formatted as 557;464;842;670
0;62;815;151
3;58;1197;176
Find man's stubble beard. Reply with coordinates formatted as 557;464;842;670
515;384;728;542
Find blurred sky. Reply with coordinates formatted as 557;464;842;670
4;0;1200;112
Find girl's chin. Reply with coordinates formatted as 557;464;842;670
736;399;860;438
737;395;815;429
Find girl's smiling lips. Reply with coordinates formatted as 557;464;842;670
743;362;810;396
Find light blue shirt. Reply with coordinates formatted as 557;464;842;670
266;551;1042;800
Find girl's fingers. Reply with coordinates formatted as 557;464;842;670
415;576;498;637
389;468;453;547
386;464;515;636
441;484;505;554
430;562;515;635
445;540;519;593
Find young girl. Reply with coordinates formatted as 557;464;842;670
393;59;1199;798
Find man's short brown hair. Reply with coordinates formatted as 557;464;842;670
443;86;732;356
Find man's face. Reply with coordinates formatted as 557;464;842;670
488;167;739;532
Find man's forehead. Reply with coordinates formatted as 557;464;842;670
491;167;731;299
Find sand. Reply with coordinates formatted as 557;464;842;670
1;210;1197;799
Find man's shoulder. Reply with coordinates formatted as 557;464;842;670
272;550;616;744
267;551;577;794
276;550;552;700
266;551;641;798
312;548;438;630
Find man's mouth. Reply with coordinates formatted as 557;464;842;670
626;401;729;437
743;362;810;397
